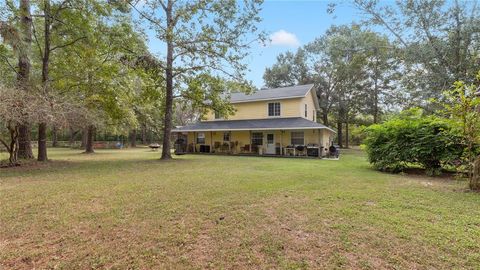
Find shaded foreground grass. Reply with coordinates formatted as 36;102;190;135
1;148;479;269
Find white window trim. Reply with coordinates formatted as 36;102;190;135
197;132;206;144
267;102;281;117
291;131;305;145
223;131;230;142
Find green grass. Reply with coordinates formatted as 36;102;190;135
1;148;479;269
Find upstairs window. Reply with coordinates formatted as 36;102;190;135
268;102;281;117
305;104;308;118
291;131;304;145
214;110;222;119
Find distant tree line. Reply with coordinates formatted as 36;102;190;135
0;0;264;165
263;0;480;149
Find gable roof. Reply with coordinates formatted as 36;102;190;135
229;84;315;104
172;117;336;133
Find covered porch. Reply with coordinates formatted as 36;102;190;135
172;117;335;158
185;129;333;157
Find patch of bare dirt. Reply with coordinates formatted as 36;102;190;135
0;159;71;172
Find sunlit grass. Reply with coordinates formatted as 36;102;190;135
1;148;479;269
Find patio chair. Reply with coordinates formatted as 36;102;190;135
221;142;229;152
241;144;250;153
213;141;221;153
187;143;194;153
230;141;236;154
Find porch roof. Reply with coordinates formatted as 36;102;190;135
172;117;336;133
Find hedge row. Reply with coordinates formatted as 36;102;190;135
364;114;464;176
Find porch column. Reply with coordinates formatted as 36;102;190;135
280;130;283;155
318;129;322;158
193;132;196;153
249;130;252;153
210;131;213;153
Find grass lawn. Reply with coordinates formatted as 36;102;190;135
1;148;479;269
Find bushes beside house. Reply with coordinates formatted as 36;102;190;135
364;110;464;176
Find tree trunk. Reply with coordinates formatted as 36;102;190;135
69;127;77;146
337;121;343;148
37;0;51;162
17;125;33;159
16;0;33;159
345;119;349;149
37;123;48;161
148;130;153;144
130;129;137;148
141;124;147;145
52;126;58;147
322;108;329;126
373;78;379;124
3;125;20;166
81;127;87;148
85;125;95;154
161;1;174;160
471;156;480;191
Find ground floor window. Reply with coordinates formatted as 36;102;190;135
196;132;205;144
252;132;263;145
223;132;230;142
291;131;304;145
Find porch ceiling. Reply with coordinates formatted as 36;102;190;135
172;117;336;133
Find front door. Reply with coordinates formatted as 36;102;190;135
266;133;275;154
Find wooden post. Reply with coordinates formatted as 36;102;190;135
210;131;213;153
318;129;322;158
193;132;196;153
280;130;283;155
249;130;252;153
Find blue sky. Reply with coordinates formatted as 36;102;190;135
145;0;363;88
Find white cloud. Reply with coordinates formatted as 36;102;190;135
269;30;300;47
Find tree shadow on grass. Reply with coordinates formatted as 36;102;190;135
0;154;193;181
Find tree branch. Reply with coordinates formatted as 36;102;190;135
353;0;408;47
0;138;10;152
127;1;167;32
50;36;86;52
0;54;19;75
31;20;44;58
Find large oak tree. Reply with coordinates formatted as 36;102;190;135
129;0;264;159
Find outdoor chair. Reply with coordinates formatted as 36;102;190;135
214;141;221;152
241;144;250;152
187;143;194;153
221;142;229;152
230;141;237;153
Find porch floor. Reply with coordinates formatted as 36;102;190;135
179;152;330;159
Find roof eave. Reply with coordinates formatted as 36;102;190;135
229;95;305;104
173;126;335;132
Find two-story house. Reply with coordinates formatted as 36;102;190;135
172;84;336;157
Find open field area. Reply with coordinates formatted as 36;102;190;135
1;148;480;269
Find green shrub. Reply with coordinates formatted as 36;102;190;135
364;110;464;176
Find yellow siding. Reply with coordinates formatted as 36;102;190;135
204;97;308;121
300;89;317;121
204;89;319;121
